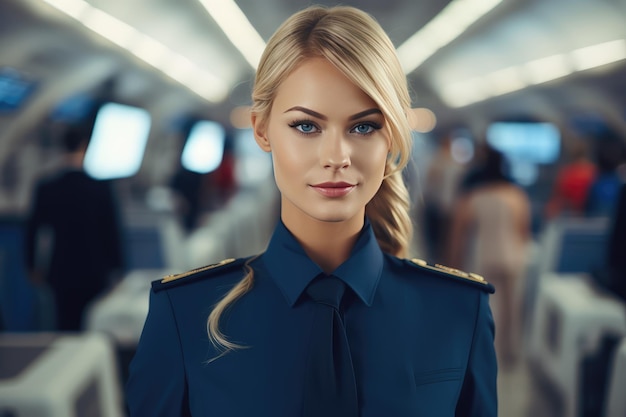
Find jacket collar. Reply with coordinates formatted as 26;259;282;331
262;218;383;307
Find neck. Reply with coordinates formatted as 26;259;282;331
281;209;364;274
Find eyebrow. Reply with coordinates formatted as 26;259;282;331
284;106;382;121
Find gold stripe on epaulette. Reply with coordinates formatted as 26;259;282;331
410;258;487;285
161;258;236;283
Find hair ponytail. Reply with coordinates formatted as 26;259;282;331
206;256;257;360
367;166;413;258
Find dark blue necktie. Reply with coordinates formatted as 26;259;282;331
303;276;358;417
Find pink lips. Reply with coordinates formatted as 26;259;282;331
311;182;356;198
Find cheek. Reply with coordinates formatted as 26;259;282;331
270;138;311;182
375;155;388;184
359;141;389;178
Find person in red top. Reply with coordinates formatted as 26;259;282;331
545;139;597;219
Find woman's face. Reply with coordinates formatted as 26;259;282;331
253;57;390;226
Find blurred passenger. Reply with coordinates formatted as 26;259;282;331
170;136;237;232
170;165;206;232
207;137;237;206
24;123;125;331
585;132;626;218
422;131;466;261
448;144;531;368
458;142;491;194
602;182;626;301
127;6;497;416
545;139;596;219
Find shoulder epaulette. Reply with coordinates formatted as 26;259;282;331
406;258;495;293
152;257;248;292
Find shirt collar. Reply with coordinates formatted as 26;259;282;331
262;218;383;307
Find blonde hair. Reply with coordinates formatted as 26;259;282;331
208;5;414;355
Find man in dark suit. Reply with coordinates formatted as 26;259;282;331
24;123;125;331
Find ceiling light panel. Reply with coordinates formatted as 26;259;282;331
397;0;504;74
37;0;231;102
196;0;266;69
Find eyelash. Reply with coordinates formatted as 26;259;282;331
288;119;382;136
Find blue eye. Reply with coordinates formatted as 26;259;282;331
288;120;319;135
298;123;316;133
351;123;378;135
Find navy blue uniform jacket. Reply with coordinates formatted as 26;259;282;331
126;220;497;416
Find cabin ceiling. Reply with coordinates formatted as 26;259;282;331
1;0;625;140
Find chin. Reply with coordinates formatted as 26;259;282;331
306;207;362;224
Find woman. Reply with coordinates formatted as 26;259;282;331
126;6;497;416
448;144;530;368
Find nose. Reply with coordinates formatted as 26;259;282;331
319;131;351;170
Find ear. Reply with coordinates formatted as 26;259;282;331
251;113;271;152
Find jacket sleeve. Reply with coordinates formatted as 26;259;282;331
456;291;498;417
126;289;191;417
